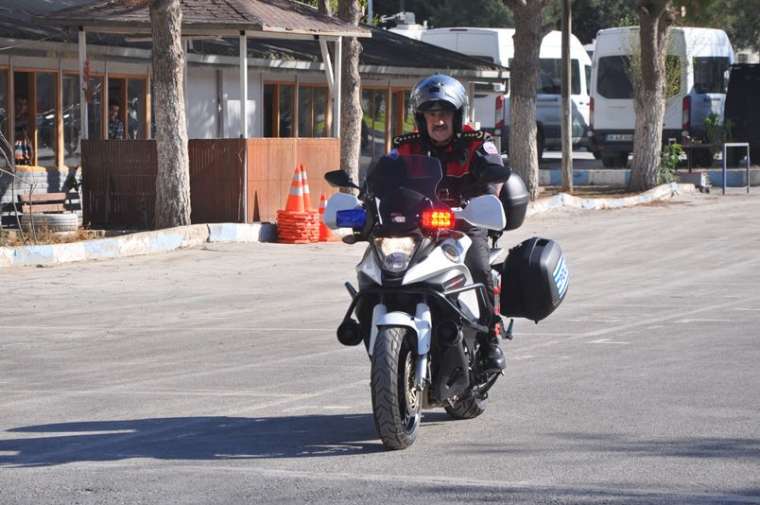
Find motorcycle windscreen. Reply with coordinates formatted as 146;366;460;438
365;154;444;235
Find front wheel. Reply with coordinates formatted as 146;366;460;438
370;327;420;450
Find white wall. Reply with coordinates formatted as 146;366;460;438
221;67;262;138
186;67;218;139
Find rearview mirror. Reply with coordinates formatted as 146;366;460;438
457;195;506;231
325;170;360;189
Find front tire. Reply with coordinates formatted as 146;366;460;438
370;327;420;450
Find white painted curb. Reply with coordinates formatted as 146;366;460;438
0;185;695;268
527;183;696;216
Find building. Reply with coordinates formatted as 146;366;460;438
0;0;507;217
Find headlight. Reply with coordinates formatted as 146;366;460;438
374;237;417;273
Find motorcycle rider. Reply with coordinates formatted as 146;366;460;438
391;73;510;372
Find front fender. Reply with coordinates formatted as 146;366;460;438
369;304;432;357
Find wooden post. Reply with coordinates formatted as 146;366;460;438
78;27;88;141
239;30;248;139
561;0;573;193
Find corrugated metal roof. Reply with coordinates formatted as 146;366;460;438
192;28;506;73
41;0;370;38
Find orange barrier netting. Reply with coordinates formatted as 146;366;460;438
277;165;319;244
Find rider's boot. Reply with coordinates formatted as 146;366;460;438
479;331;506;373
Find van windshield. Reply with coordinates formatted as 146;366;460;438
537;59;580;95
693;57;730;93
597;56;633;99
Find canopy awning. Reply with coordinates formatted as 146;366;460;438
42;0;371;39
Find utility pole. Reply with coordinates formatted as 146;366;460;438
561;0;573;193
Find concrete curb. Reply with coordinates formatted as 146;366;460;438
527;182;697;216
0;223;276;269
540;168;759;187
0;184;693;269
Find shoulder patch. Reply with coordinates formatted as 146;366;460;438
392;132;421;146
460;130;485;141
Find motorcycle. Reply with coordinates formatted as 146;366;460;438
323;154;568;450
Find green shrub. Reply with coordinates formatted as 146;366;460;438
659;143;683;184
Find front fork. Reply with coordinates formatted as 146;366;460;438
369;302;432;392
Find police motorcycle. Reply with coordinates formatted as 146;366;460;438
324;154;568;450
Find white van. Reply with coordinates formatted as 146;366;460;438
590;26;735;167
420;27;593;155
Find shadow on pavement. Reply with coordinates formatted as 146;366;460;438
0;414;385;467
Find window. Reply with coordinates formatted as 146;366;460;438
0;70;7;161
264;83;297;137
297;86;328;137
585;65;592;95
35;73;57;168
88;77;104;140
391;90;414;136
597;56;634;99
278;84;294;137
537;59;581;95
361;89;387;166
266;83;330;138
62;75;81;167
127;79;147;139
693;57;730;94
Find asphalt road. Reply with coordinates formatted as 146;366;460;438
1;191;759;504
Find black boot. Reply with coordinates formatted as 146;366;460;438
479;335;506;373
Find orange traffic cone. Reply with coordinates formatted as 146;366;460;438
319;192;337;242
283;165;305;213
300;164;313;211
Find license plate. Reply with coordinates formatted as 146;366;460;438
607;134;633;142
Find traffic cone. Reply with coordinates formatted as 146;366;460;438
319;192;337;242
300;164;313;211
284;165;305;213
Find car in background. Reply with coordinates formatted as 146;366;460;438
590;26;734;167
420;27;593;158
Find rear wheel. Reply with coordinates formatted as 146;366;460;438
370;327;420;450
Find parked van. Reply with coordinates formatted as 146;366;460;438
590;26;734;167
420;27;593;155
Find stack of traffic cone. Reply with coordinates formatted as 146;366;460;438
318;192;338;242
276;165;320;244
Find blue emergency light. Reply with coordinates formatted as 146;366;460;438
336;208;367;229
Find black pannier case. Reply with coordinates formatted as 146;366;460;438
499;173;529;231
500;237;568;322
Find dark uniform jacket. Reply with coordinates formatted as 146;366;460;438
392;124;509;205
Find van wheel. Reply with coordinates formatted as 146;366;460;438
601;153;628;168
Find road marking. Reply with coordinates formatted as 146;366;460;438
124;464;760;504
512;293;760;353
588;338;629;345
0;326;335;332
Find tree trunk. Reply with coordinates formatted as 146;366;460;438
150;0;191;228
504;0;551;200
338;0;362;186
317;0;332;16
629;1;674;191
